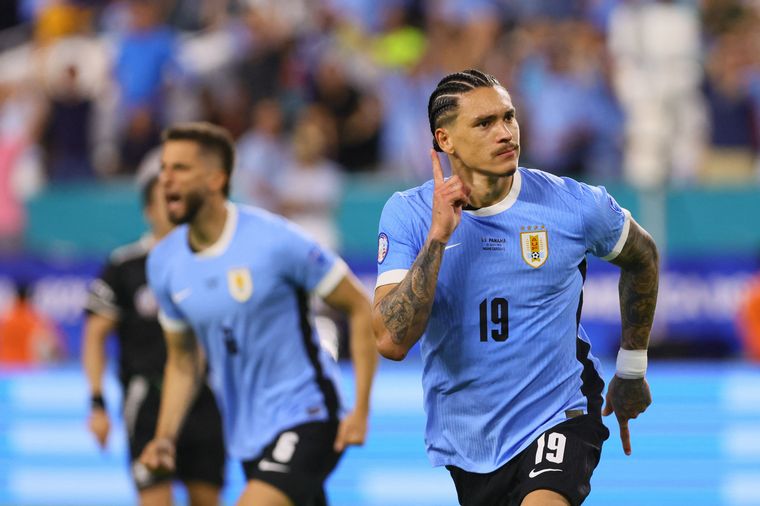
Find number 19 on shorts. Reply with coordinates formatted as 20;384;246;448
479;297;509;342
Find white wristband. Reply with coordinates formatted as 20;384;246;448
615;348;647;379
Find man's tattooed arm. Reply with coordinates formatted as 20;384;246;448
610;218;660;351
603;217;659;455
372;239;446;360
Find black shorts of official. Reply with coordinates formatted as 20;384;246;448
126;376;226;491
242;421;343;506
447;415;610;506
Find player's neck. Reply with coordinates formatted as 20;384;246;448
453;166;514;209
188;197;228;252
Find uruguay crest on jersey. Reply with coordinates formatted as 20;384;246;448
520;226;548;268
227;267;253;302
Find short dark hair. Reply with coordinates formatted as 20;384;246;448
162;122;235;197
141;174;159;208
427;69;502;152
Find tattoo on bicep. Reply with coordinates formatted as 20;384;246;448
611;223;659;349
378;240;444;345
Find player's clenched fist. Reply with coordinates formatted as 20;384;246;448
429;149;471;243
139;437;176;474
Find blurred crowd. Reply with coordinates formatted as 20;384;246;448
0;0;760;251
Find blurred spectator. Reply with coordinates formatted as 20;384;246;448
34;0;93;45
235;1;296;104
700;31;758;185
0;83;45;253
701;0;748;40
520;20;623;180
424;0;500;69
231;98;288;211
0;0;758;200
378;66;439;182
609;0;706;188
0;132;28;252
311;54;383;172
40;65;96;179
278;105;343;250
166;0;233;31
113;0;179;173
370;3;426;71
738;271;760;361
0;283;64;365
0;2;21;31
34;6;116;176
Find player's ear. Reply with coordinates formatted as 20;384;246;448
435;128;455;155
208;166;227;194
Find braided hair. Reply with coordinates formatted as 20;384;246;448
427;69;501;152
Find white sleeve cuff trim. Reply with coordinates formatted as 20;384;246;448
375;269;409;288
314;259;349;298
158;310;189;333
84;298;121;320
601;209;632;261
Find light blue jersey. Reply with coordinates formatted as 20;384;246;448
377;168;630;473
148;203;347;461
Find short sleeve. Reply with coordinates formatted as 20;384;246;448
146;248;189;333
376;192;420;288
84;261;122;320
578;183;631;260
280;221;346;298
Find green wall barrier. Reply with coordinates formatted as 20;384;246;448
23;179;760;259
24;180;145;258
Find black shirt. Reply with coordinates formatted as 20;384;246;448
85;237;167;386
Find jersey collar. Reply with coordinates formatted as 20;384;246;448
463;168;522;217
195;201;238;258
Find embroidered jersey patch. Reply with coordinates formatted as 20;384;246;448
520;227;548;268
227;267;253;302
377;233;389;264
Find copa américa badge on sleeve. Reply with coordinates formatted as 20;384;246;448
377;233;389;264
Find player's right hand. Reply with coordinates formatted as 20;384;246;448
429;149;471;243
602;375;651;456
87;408;110;449
139;437;176;473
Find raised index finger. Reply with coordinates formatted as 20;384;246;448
430;149;444;185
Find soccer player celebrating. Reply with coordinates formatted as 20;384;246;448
140;122;377;506
372;70;658;506
83;175;225;506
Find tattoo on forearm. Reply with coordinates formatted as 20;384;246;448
611;225;659;350
379;240;445;345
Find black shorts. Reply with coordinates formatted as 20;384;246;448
242;421;343;506
447;415;609;506
125;376;226;490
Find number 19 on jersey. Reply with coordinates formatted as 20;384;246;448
479;297;509;342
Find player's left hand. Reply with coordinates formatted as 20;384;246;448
139;437;176;473
333;409;368;452
602;376;651;456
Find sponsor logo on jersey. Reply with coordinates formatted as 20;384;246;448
520;226;548;268
227;267;253;302
528;467;562;478
377;233;389;264
171;287;192;303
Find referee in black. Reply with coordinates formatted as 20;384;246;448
82;174;225;506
